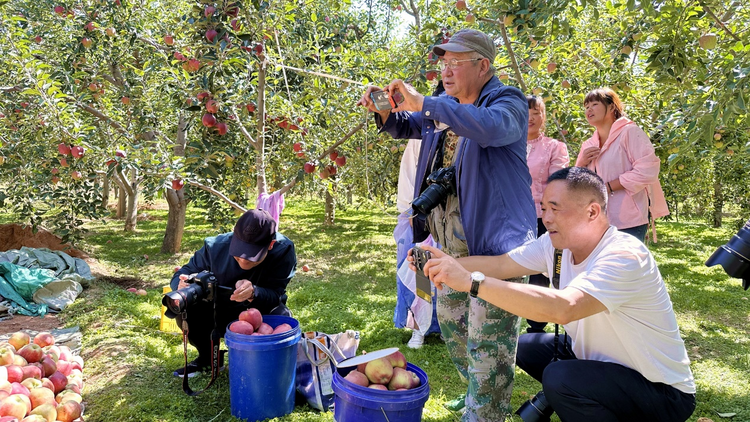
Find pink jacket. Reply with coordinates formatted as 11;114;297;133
527;135;570;218
575;117;669;232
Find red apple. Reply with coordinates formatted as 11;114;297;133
201;113;217;128
174;51;185;61
29;387;55;409
0;394;29;419
238;309;262;330
7;333;29;354
205;100;219;113
34;36;42;44
54;6;65;15
81;38;92;48
57;143;70;156
296;151;305;158
303;162;315;174
171;179;184;191
70;171;82;181
21;365;42;381
229;321;255;335
335;156;347;167
215;122;228;135
6;366;23;384
39;357;56;378
425;70;439;81
105;27;116;37
302;265;309;272
204;5;216;17
55;399;81;422
546;62;557;73
40;378;54;391
47;372;67;395
54;390;81;405
326;165;337;176
465;13;475;23
163;34;174;45
293;142;303;152
206;29;218;43
9;383;29;396
329;151;338;161
456;0;467;10
0;381;10;394
272;323;292;334
18;345;43;364
120;96;130;105
70;146;84;158
245;102;256;113
197;91;211;102
319;168;330;179
253;44;263;55
29;403;57;421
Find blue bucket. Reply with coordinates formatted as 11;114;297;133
332;362;430;422
224;315;301;422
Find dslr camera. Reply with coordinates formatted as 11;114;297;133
412;166;457;216
162;271;218;316
516;390;554;422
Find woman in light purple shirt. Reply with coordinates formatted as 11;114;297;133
525;95;569;333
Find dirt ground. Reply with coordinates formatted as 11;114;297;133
0;223;113;334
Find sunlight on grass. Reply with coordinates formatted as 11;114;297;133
1;202;748;421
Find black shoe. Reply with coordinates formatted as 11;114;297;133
173;359;208;378
173;351;226;378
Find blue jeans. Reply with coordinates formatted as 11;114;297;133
620;223;648;243
515;333;695;422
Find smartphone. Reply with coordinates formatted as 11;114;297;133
370;90;405;111
412;247;433;302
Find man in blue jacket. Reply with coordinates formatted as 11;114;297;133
357;29;536;420
169;209;296;377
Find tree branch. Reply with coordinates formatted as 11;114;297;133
233;115;259;149
113;166;134;197
703;5;741;42
552;116;568;144
186;179;247;213
0;86;21;93
75;102;133;139
498;20;527;92
315;121;365;161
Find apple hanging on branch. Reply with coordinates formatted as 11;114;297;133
171;179;184;190
202;113;217;128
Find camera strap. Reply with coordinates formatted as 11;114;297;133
179;305;222;396
551;248;571;361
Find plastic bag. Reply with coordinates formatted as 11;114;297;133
295;330;360;411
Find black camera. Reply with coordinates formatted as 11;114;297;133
516;391;554;422
412;166;456;216
705;219;750;290
162;271;217;316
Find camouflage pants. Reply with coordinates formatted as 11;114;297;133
437;277;525;422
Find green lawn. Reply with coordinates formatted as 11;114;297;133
1;201;748;421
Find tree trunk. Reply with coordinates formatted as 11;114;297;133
116;186;126;218
324;184;335;226
123;169;139;231
101;175;110;210
161;114;189;253
712;180;723;228
161;188;187;253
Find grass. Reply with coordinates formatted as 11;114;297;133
1;201;749;421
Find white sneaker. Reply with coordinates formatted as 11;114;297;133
407;330;424;349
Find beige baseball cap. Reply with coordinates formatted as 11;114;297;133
432;29;496;62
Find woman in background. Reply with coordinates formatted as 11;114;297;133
576;87;668;242
525;95;569;333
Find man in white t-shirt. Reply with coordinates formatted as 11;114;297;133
414;167;695;421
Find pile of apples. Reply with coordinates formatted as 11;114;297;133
228;309;292;336
0;331;84;422
343;350;422;391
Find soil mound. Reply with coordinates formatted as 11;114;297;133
0;223;89;259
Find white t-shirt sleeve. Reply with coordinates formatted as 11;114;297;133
506;234;552;274
567;245;652;312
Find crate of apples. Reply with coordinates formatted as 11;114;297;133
342;350;421;391
0;331;85;422
228;309;292;336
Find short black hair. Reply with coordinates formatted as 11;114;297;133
547;167;607;212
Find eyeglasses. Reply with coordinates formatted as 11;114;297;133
438;58;483;71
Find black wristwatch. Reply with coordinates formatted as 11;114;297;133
470;271;485;298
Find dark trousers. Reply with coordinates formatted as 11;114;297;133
175;299;291;365
516;333;696;422
620;223;648;243
527;218;549;333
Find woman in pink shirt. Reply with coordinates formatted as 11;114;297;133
525;95;569;333
576;88;668;242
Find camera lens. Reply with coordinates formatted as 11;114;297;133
412;183;450;215
162;283;204;314
515;391;554;422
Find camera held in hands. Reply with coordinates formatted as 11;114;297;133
516;390;554;422
412;166;457;216
163;270;217;315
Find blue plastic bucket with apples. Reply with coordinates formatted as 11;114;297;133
225;315;300;422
